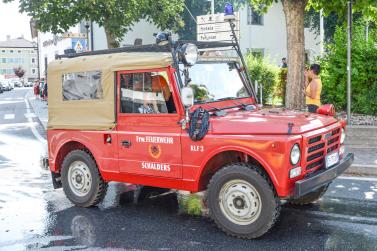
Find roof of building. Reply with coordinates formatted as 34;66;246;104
0;38;36;48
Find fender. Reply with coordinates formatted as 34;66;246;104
196;145;280;190
49;132;103;172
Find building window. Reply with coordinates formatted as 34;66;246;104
1;58;5;63
1;50;5;53
18;50;21;53
120;71;176;114
31;58;36;63
62;71;103;100
247;5;264;25
32;69;36;74
10;50;13;53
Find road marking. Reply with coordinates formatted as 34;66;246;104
339;176;377;182
24;93;46;144
0;122;39;129
304;210;377;224
24;112;37;118
4;114;15;120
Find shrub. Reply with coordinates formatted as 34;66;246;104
275;68;288;106
246;54;279;105
320;23;377;115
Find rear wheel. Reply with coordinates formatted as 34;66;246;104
61;150;107;207
207;163;280;239
289;185;329;205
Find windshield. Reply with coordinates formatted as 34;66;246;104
181;62;249;104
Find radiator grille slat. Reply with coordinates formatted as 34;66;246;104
305;127;341;171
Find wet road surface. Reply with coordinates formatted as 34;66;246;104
1;88;377;250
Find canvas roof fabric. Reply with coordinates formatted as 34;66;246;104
47;52;173;130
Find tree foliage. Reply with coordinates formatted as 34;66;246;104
177;0;210;40
4;0;185;48
246;0;377;109
320;24;377;115
13;66;25;78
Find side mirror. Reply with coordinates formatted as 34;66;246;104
181;87;194;107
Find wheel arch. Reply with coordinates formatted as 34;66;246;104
196;146;280;192
53;139;99;173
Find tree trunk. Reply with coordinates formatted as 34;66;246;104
281;0;307;110
104;25;120;49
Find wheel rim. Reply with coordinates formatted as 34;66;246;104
218;179;262;225
68;161;92;197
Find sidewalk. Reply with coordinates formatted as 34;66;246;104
26;90;376;176
26;90;48;130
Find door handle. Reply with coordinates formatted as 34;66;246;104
122;140;132;148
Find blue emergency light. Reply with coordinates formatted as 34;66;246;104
224;2;236;21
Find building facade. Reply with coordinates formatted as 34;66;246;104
0;36;38;81
239;2;320;65
37;24;88;78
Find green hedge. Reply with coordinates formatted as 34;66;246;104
320;24;377;115
246;54;280;105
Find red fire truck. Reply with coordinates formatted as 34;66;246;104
46;32;353;239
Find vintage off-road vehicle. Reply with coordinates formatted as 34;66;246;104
47;31;354;238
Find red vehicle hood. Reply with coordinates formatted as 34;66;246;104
210;108;338;135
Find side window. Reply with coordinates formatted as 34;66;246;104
120;71;176;114
62;71;102;100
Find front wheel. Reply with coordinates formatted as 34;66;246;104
61;150;107;207
207;163;280;239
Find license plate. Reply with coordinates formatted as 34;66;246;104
326;151;339;168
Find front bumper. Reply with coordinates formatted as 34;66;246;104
293;153;354;199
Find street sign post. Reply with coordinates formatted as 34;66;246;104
197;12;240;42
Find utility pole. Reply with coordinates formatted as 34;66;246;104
211;0;215;14
347;1;352;124
319;9;324;56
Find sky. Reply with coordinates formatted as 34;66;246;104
0;1;32;41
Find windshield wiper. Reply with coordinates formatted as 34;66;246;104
216;97;255;111
195;101;227;116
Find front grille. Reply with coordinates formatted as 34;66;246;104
308;135;321;144
306;159;323;170
327;144;338;153
305;126;341;171
328;136;339;146
308;143;325;153
307;151;324;162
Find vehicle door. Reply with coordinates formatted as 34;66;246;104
117;68;183;178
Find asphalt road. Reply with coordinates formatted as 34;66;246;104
1;88;377;251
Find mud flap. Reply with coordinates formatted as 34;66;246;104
51;171;62;189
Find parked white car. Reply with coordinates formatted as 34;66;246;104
12;80;22;87
25;81;33;87
1;80;13;91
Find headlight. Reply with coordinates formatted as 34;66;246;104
290;144;301;165
340;128;346;144
178;43;198;66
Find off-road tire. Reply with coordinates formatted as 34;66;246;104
289;184;329;205
207;163;281;239
61;149;107;207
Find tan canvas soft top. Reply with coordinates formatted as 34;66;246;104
47;52;173;130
